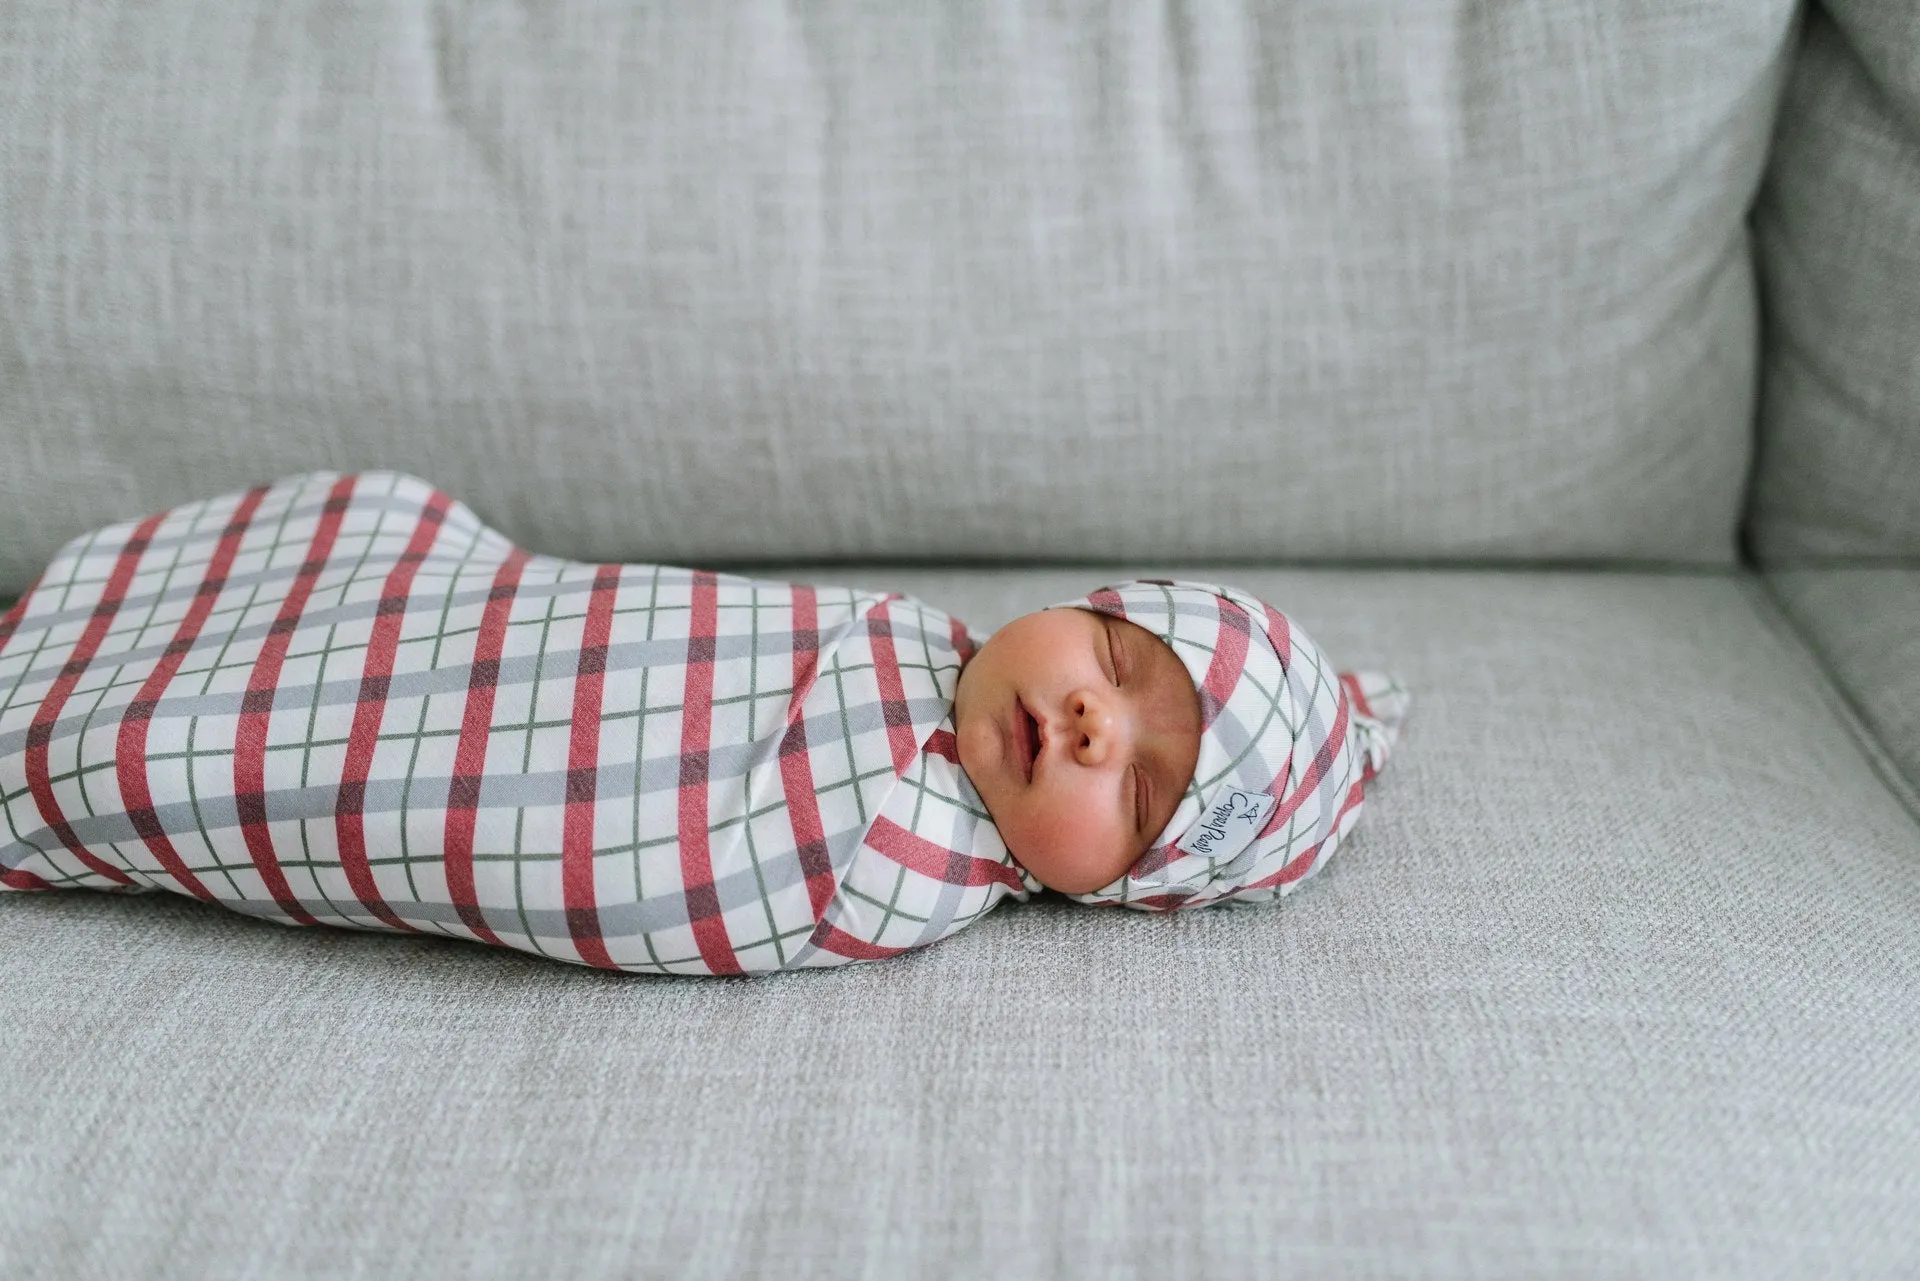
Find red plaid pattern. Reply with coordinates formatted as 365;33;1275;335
0;472;1038;974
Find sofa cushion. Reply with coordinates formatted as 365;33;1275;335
0;1;1798;590
1768;568;1920;803
5;567;1916;1277
1749;1;1920;562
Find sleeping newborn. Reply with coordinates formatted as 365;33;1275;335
0;471;1407;974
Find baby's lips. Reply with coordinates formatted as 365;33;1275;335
1020;697;1055;784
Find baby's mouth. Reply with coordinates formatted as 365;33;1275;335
1015;697;1042;783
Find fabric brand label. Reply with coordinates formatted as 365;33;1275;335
1174;787;1277;863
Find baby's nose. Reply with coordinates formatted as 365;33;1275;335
1070;690;1125;765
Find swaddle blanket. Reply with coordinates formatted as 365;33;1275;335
0;470;1039;974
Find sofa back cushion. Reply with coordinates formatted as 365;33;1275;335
0;1;1796;592
1749;0;1920;565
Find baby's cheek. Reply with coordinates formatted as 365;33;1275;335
1005;790;1131;891
1009;805;1086;858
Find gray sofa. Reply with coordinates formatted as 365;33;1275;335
3;2;1916;1276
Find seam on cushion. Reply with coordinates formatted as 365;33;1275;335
1735;571;1920;830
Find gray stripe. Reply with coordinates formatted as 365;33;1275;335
100;815;873;947
912;761;988;950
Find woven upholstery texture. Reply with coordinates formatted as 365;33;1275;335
1749;0;1920;563
5;567;1918;1279
1768;568;1920;804
1746;1;1920;828
0;0;1799;591
5;2;1918;1276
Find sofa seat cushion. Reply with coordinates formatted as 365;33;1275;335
3;567;1916;1277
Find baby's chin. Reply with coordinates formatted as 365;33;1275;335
1019;855;1123;897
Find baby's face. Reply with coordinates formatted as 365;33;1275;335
953;607;1202;894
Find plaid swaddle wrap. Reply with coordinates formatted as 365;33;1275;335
0;471;1037;974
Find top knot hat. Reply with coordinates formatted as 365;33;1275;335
1053;581;1408;909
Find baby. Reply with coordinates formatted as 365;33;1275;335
0;471;1407;974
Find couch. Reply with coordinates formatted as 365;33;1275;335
3;2;1916;1276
